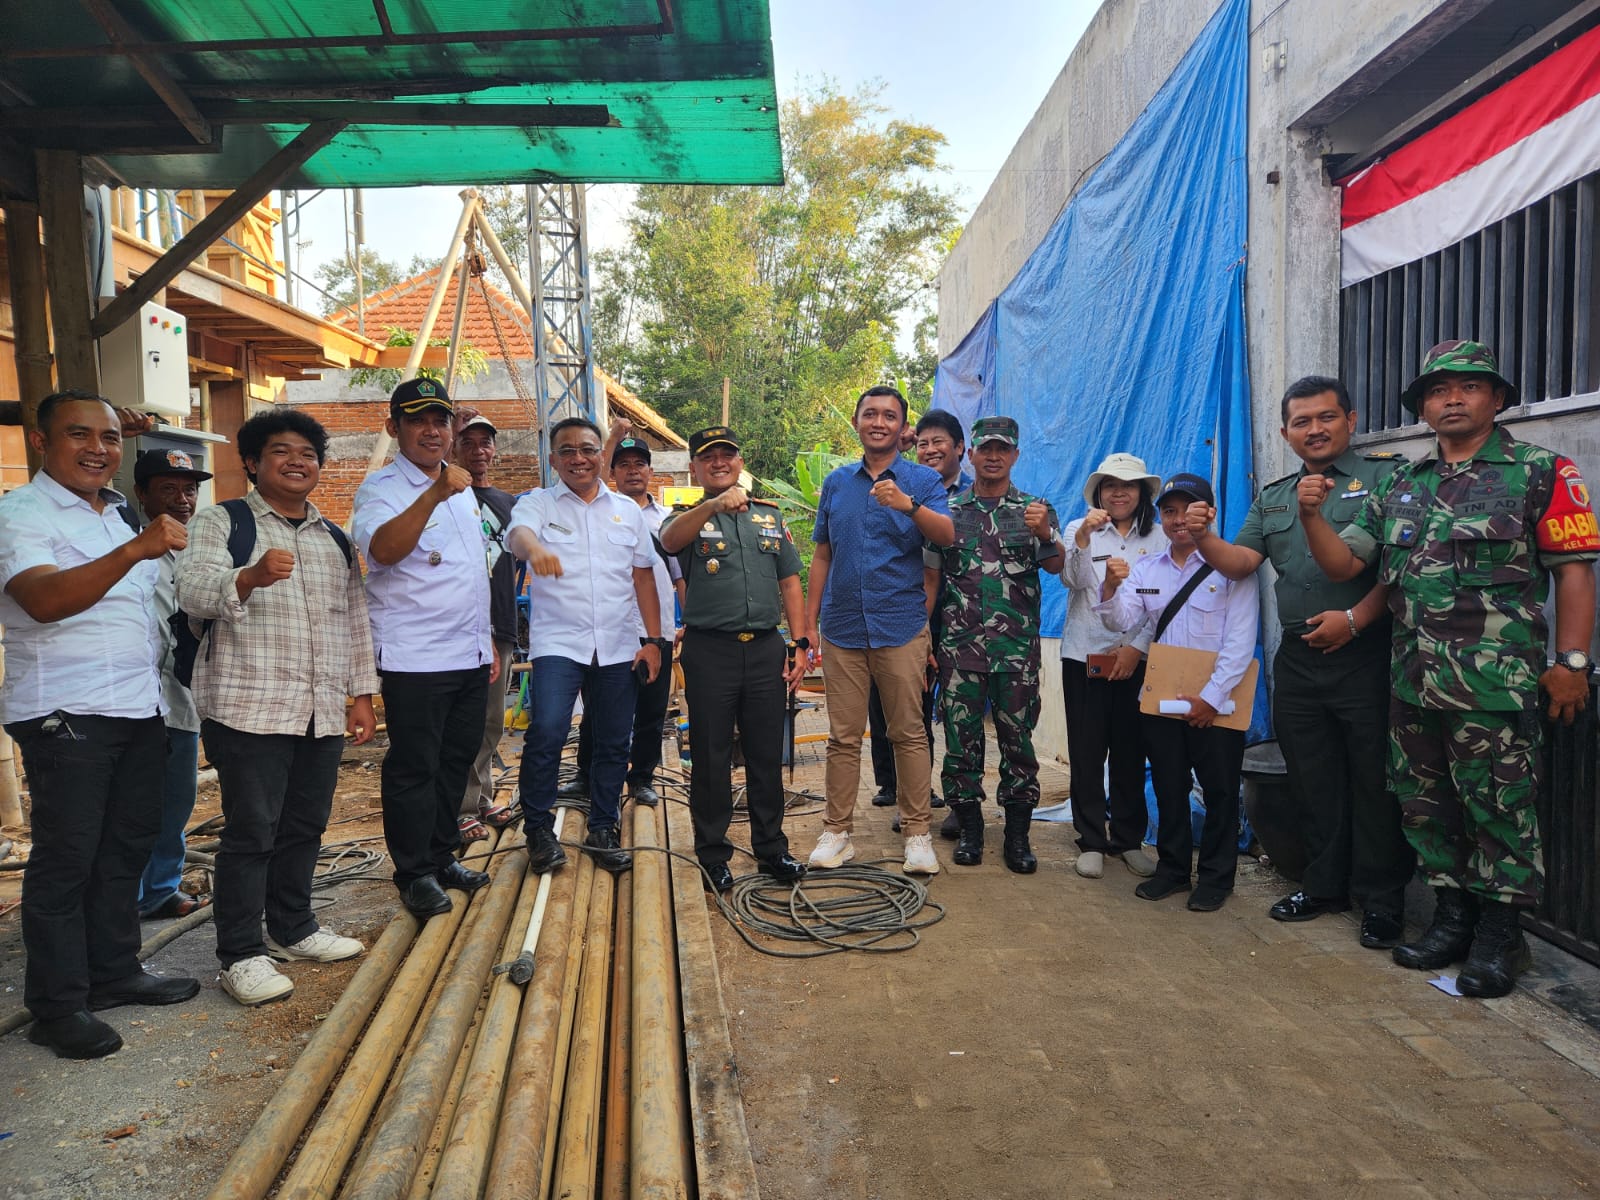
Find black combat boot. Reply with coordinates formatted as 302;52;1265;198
1392;887;1477;970
952;802;984;867
1001;804;1037;875
1456;899;1533;998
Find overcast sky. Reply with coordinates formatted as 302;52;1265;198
288;0;1102;310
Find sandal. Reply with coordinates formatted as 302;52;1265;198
479;803;518;829
457;814;490;843
143;891;211;920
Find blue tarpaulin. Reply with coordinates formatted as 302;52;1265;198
933;0;1266;738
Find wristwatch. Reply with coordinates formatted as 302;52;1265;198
1556;649;1593;674
908;497;923;515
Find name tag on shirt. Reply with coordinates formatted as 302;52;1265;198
549;522;572;535
1262;504;1289;514
1091;554;1110;562
1135;587;1160;594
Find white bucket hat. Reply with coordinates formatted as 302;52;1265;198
1082;452;1162;508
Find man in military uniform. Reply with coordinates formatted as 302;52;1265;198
1187;376;1415;948
658;426;809;892
1302;341;1598;998
934;416;1062;873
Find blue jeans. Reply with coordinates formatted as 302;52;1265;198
520;656;636;835
138;727;200;916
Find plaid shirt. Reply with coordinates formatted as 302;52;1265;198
176;489;380;737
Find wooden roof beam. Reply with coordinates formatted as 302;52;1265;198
77;0;211;144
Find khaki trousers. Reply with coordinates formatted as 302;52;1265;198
821;628;933;836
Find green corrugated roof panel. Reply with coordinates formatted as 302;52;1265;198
2;0;782;188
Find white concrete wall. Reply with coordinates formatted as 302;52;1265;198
936;0;1597;767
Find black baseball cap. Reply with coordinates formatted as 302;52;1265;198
612;436;652;467
134;447;212;486
1155;472;1215;508
688;426;740;457
389;377;453;419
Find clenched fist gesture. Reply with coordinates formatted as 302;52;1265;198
716;485;750;514
244;548;295;590
1100;556;1130;600
132;513;187;559
1297;474;1334;517
1075;508;1111;548
431;464;473;501
870;478;912;513
1184;501;1216;539
1024;500;1053;539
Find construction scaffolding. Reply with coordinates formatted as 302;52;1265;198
526;184;600;464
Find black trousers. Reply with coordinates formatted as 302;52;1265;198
1062;657;1148;854
7;712;164;1019
680;629;790;866
574;653;672;788
867;677;935;794
379;667;490;888
1274;635;1414;916
1141;714;1245;892
202;720;345;967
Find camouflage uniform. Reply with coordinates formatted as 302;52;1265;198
1339;352;1599;904
936;484;1058;809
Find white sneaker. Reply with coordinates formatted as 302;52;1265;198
1120;848;1157;878
267;929;365;963
219;955;294;1006
1075;850;1105;879
902;834;940;876
808;831;855;869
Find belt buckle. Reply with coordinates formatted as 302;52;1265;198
737;632;755;642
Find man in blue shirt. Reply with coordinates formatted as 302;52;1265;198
805;386;956;875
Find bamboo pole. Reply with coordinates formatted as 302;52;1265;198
551;863;616;1200
482;815;589;1200
599;851;634;1200
275;901;469;1200
428;858;543;1200
362;188;481;475
630;803;692;1199
0;643;21;829
202;913;420;1200
540;848;596;1200
341;837;528;1200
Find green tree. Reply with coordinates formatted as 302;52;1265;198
594;83;961;479
313;249;428;318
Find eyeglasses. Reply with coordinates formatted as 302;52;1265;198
555;445;603;460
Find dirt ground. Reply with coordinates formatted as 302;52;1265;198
2;715;1600;1200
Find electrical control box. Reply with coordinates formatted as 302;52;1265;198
99;301;193;419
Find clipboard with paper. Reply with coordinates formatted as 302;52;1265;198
1138;643;1259;731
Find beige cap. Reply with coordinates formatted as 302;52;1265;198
1082;452;1161;508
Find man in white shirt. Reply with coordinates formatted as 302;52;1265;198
508;417;664;875
352;379;498;920
1097;473;1258;913
0;390;199;1059
562;435;684;807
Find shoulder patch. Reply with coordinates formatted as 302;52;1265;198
749;497;779;508
1536;458;1600;554
1363;451;1402;460
1264;471;1300;490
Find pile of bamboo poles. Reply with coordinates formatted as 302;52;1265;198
204;795;759;1200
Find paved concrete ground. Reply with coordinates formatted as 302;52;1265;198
712;726;1600;1200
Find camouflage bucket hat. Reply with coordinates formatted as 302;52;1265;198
1400;340;1518;413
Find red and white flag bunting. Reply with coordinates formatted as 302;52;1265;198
1339;23;1600;287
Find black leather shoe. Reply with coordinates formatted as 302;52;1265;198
87;969;200;1011
1359;910;1404;949
1456;900;1533;998
890;812;902;833
930;793;947;809
1002;805;1036;874
703;862;735;893
28;1010;122;1059
438;860;490;893
401;875;453;919
952;802;984;867
870;787;895;807
1269;891;1351;922
939;808;961;840
583;826;633;873
1135;875;1191;901
757;853;808;883
527;825;568;875
1187;885;1229;912
630;784;661;807
557;776;589;799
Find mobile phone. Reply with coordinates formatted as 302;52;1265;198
634;660;650;685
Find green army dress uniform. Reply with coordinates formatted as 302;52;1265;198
1236;448;1415;918
936;483;1058;822
661;496;802;871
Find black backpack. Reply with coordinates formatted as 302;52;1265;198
171;499;354;687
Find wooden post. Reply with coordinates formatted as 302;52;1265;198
721;376;730;427
2;200;54;473
35;149;101;397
